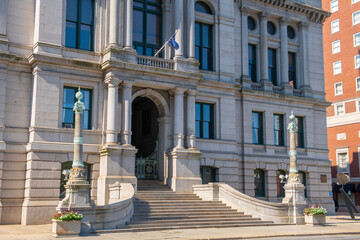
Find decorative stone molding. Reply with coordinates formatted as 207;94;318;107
337;133;346;141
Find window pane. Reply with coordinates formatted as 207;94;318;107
133;2;144;8
203;104;210;121
195;23;201;46
203;122;210;138
66;0;78;21
80;24;91;50
147;5;161;11
202;48;208;70
196;121;201;138
63;88;75;108
83;90;91;109
133;10;144;43
252;129;258;144
146;47;152;56
136;45;144;55
202;25;210;48
65;21;77;48
63;108;74;124
146;13;161;45
195;103;201;120
81;0;92;24
252;113;259;128
195;46;200;61
195;2;212;14
83;110;89;129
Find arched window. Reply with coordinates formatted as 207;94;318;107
299;171;307;198
200;166;217;184
60;161;91;199
195;1;213;71
254;169;265;197
133;0;162;56
276;169;286;197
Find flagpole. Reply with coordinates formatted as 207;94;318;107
154;29;178;58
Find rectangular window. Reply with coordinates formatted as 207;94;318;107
195;22;213;71
354;32;360;46
331;19;339;33
62;87;92;129
357;100;360;112
334;82;343;95
248;44;257;82
335;103;345;116
330;0;338;13
295;116;304;148
288;52;296;88
65;0;94;51
268;48;277;86
337;152;349;173
353;11;360;25
273;114;284;146
333;61;342;75
332;40;340;54
252;111;263;145
355;55;360;68
356;77;360;91
195;103;214;139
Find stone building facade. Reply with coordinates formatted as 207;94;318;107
0;0;333;225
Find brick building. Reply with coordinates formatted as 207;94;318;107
323;0;360;209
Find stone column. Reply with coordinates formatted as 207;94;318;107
187;0;195;59
105;75;120;145
186;89;196;149
0;0;8;38
241;7;249;78
299;22;311;97
125;0;133;49
122;82;133;146
260;12;268;83
174;0;184;57
280;18;289;86
173;88;185;149
109;0;120;46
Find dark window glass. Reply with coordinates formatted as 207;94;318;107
295;116;304;148
195;22;213;70
248;16;256;30
287;26;295;39
254;169;265;197
288;52;296;88
200;166;217;184
276;170;286;197
65;0;94;51
299;171;307;198
252;112;263;144
268;48;277;85
60;161;91;199
274;114;284;146
248;44;257;82
267;21;276;35
62;87;92;129
133;0;162;56
195;1;212;14
195;103;214;139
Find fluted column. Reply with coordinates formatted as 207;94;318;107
186;89;196;149
260;12;268;82
109;0;120;46
280;18;289;86
299;22;310;89
187;0;195;58
105;76;121;145
122;82;133;146
173;88;185;149
241;7;249;77
174;0;184;57
0;0;8;37
125;0;133;49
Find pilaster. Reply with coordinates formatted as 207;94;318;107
299;22;312;98
259;12;269;83
121;81;134;146
124;0;133;49
0;0;9;52
186;89;196;149
173;88;185;149
109;0;121;47
105;73;121;145
280;18;292;95
174;0;184;57
187;0;195;59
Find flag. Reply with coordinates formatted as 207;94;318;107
168;32;179;50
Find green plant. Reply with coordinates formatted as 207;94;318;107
303;206;327;216
53;210;83;221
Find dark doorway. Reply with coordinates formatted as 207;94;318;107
132;97;159;179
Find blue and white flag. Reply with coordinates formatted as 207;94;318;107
168;32;179;50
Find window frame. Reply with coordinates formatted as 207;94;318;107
65;0;95;51
332;40;341;54
273;114;284;146
254;169;266;197
356;77;360;91
195;21;213;71
331;19;339;33
336;148;350;176
335;103;345;116
200;165;218;184
276;169;286;197
353;11;360;26
195;102;215;139
333;61;342;75
62;86;92;129
268;48;277;86
295;116;304;148
248;44;257;82
354;32;360;47
334;82;343;96
288;52;296;88
252;111;264;145
330;0;338;13
355;55;360;69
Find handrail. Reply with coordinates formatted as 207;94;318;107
137;55;174;70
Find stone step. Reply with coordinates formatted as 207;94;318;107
134;203;229;208
131;213;251;220
134;205;233;211
134;199;222;203
129;216;257;224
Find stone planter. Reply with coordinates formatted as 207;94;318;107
52;219;81;237
304;214;326;225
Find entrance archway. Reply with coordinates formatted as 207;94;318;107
132;97;159;179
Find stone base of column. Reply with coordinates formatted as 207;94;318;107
21;199;59;225
168;148;202;193
103;46;137;64
174;56;200;72
261;79;273;92
300;85;313;98
240;75;252;90
281;82;294;95
58;178;92;209
97;145;137;205
282;178;307;225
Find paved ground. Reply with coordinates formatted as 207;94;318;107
1;215;360;240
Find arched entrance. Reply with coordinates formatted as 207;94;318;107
132;97;159;179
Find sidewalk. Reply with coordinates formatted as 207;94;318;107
0;215;359;240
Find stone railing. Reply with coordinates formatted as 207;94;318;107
72;183;135;233
273;86;282;94
193;183;306;224
137;55;174;70
251;82;262;91
293;89;302;97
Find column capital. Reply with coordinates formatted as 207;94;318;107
299;21;309;30
279;17;289;26
122;81;134;88
170;87;186;95
239;6;249;15
104;73;121;85
187;89;197;96
259;12;269;21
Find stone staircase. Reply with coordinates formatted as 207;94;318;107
112;180;274;232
